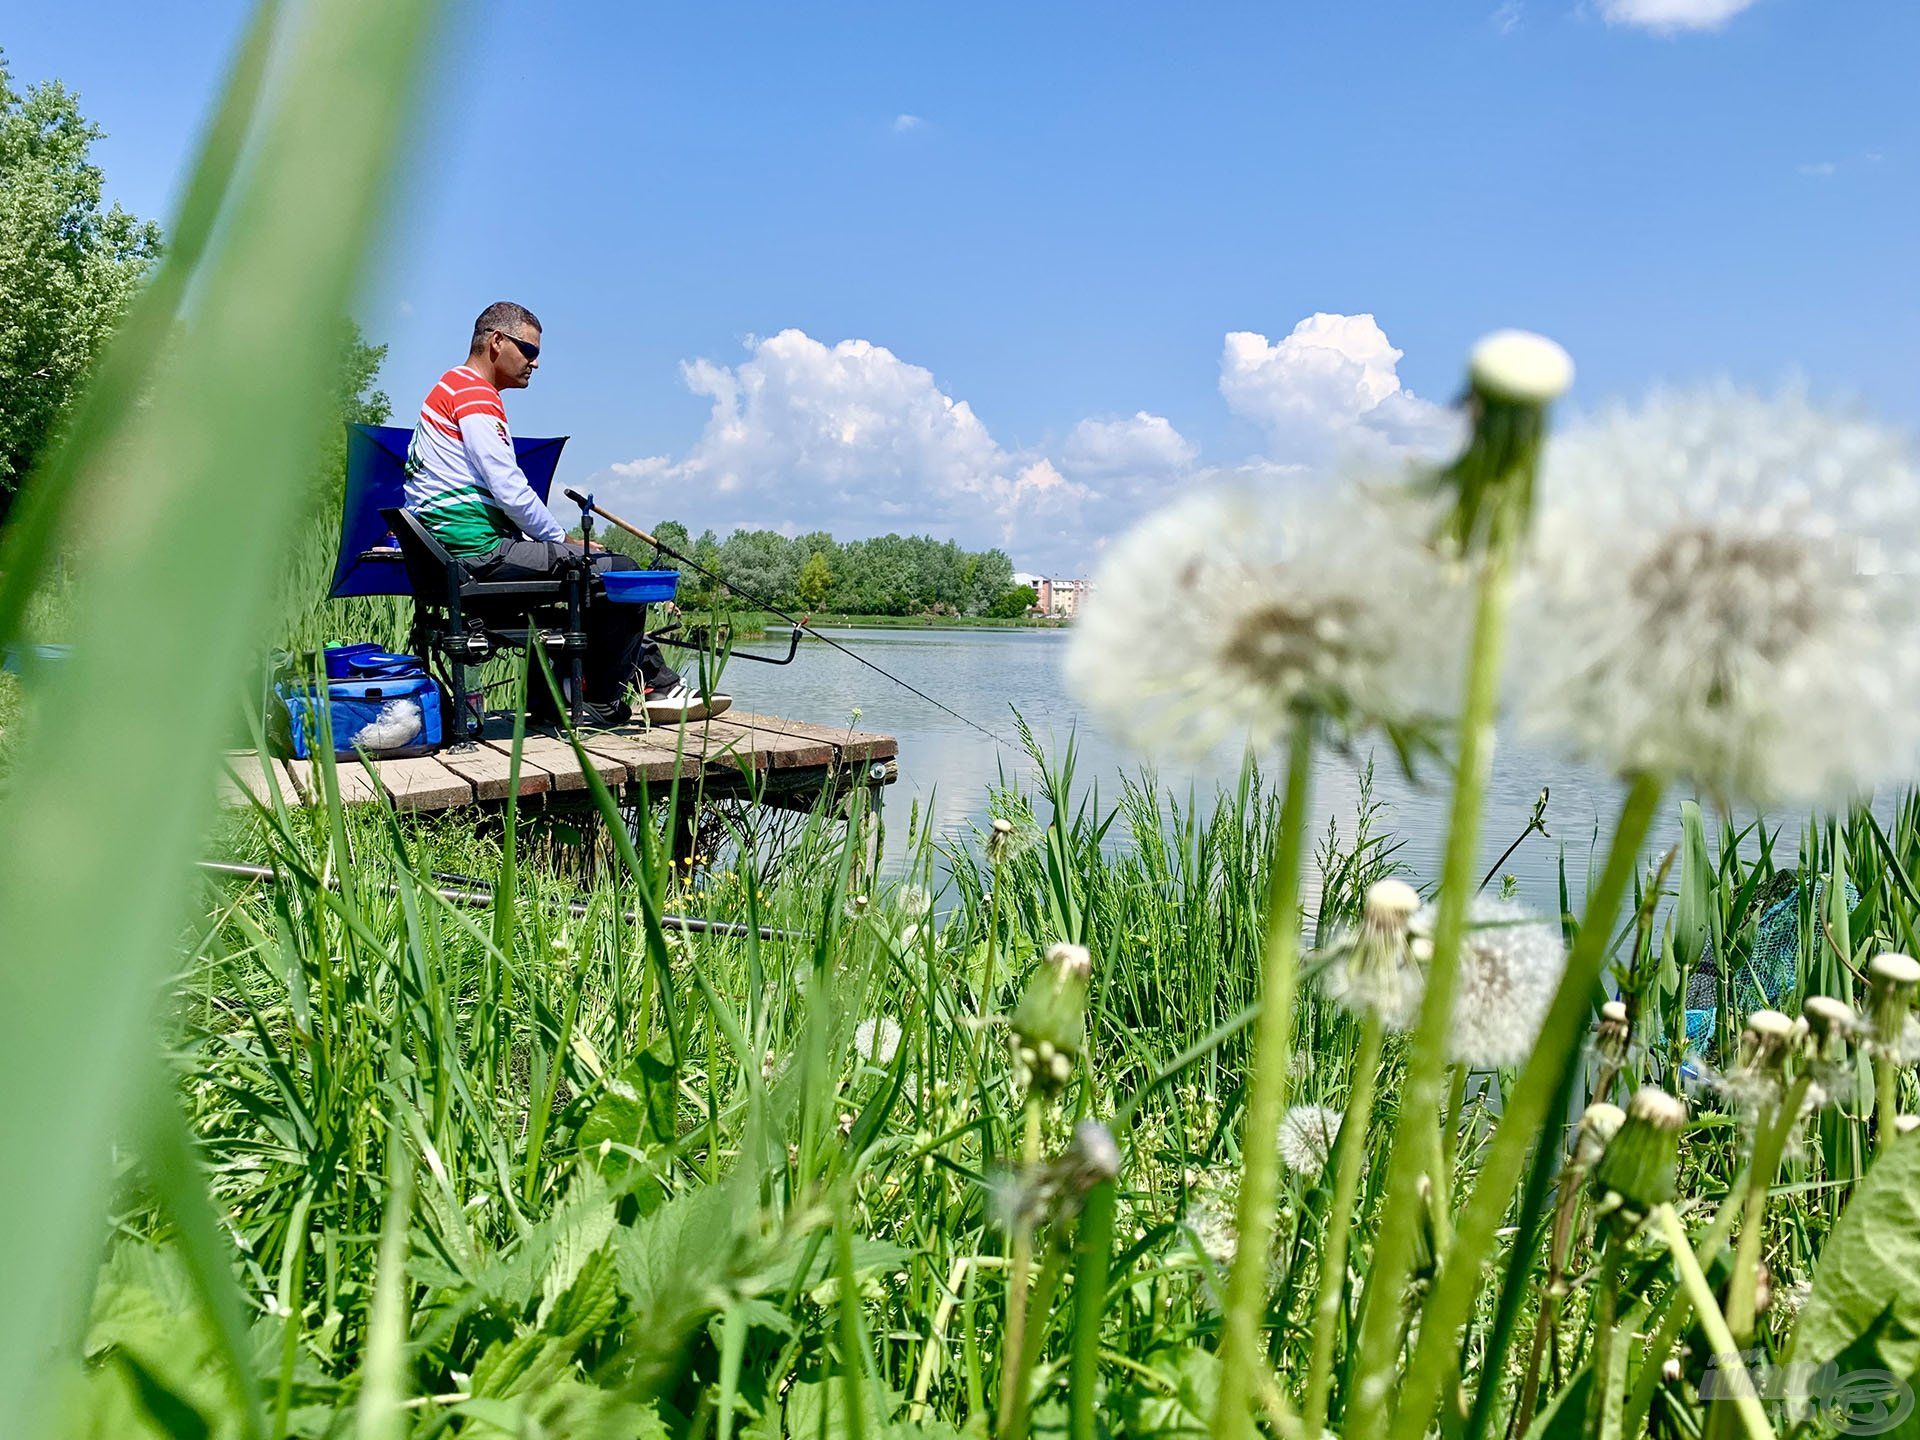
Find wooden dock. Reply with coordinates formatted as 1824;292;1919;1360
220;711;898;816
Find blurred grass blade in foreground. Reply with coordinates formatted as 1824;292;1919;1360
0;0;445;1426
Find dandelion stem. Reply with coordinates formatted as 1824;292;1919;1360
1302;1013;1384;1435
998;1098;1046;1440
1875;1053;1899;1157
1069;1177;1117;1440
1210;717;1316;1440
1656;1204;1779;1440
1384;772;1664;1440
1724;1074;1810;1345
1348;498;1521;1437
982;861;1005;1020
1585;1229;1625;1440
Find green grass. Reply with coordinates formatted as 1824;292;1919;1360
15;710;1912;1438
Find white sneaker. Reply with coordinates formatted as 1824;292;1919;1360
641;680;732;725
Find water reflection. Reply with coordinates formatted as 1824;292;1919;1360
729;626;1757;916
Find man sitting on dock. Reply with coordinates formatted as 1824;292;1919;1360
402;301;725;726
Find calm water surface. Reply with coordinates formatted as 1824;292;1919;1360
730;626;1747;915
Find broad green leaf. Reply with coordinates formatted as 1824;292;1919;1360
1116;1347;1219;1440
1792;1133;1920;1382
545;1245;621;1345
783;1376;903;1440
577;1038;679;1187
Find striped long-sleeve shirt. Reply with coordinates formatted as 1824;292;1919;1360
401;365;566;556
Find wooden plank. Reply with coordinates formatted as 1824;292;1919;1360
724;710;899;762
436;741;556;802
374;756;474;812
477;725;626;792
579;727;696;783
668;717;772;775
699;716;836;772
283;757;384;807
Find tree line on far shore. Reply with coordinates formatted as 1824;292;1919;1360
596;521;1038;619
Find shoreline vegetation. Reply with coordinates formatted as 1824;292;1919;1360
723;608;1069;636
6;23;1920;1440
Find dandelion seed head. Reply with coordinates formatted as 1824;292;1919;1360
1429;896;1567;1069
1181;1173;1240;1270
986;813;1041;865
896;884;932;920
1067;487;1466;758
854;1016;903;1066
1518;389;1920;806
1277;1105;1344;1178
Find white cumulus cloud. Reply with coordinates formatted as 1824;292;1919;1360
1596;0;1761;33
1060;412;1196;478
603;329;1090;544
1219;313;1457;463
893;114;925;133
597;315;1454;571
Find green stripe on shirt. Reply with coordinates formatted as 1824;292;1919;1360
416;499;516;558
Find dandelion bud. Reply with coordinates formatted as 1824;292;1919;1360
1319;883;1426;1028
1594;1087;1687;1219
1739;1009;1795;1076
1010;944;1094;1094
1596;1001;1632;1067
1572;1101;1626;1170
1802;995;1856;1062
1469;330;1575;407
1868;953;1920;1046
1662;1357;1684;1385
1754;1261;1773;1316
1046;942;1094;985
1896;1114;1920;1137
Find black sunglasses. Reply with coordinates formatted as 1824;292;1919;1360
495;330;540;361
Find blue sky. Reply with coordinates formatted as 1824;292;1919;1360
10;0;1916;572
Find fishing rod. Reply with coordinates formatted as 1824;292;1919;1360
198;859;804;942
565;489;1010;749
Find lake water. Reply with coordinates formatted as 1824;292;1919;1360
727;625;1722;916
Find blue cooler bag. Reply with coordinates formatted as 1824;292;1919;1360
276;646;445;760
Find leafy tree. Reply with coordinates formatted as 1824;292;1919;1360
313;320;389;512
796;550;833;609
988;583;1038;619
0;53;162;510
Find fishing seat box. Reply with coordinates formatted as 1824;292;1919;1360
272;646;446;761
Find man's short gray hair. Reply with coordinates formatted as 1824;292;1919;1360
471;301;541;351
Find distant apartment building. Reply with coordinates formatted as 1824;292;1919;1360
1012;571;1090;618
